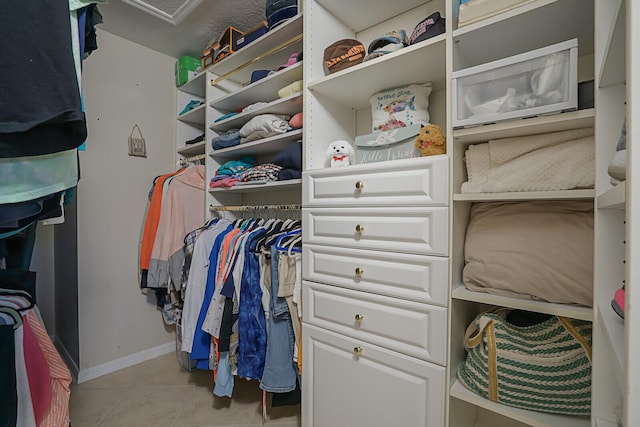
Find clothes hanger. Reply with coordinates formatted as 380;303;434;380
0;307;22;329
274;229;302;253
287;234;302;255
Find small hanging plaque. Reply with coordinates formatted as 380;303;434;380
128;124;147;157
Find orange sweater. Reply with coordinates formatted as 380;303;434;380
139;169;184;270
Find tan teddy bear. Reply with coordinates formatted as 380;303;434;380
414;124;446;157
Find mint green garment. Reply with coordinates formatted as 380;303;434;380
0;150;79;204
69;0;108;11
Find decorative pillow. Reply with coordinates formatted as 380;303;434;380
463;200;594;307
370;82;432;132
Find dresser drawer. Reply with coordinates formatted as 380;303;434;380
303;156;449;207
302;323;445;427
303;281;447;365
303;244;448;306
302;207;449;256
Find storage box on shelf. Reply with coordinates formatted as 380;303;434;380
452;39;578;128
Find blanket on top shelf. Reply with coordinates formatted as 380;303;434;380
461;127;594;194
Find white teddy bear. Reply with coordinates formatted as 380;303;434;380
327;140;355;167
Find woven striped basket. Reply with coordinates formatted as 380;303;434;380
457;310;592;417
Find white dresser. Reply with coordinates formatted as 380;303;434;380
301;157;450;426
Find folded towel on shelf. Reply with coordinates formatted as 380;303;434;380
209;177;239;188
239;114;291;137
461;127;595;193
242;102;269;113
240;129;278;144
212;130;241;150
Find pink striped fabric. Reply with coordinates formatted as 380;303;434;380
26;311;72;427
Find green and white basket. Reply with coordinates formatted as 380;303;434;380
457;309;592;417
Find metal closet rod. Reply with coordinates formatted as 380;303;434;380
209;34;303;86
209;204;301;212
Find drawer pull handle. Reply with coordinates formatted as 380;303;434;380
355;267;364;277
355;181;364;190
355;224;365;233
355;314;364;322
353;346;363;355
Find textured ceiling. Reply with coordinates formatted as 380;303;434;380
97;0;268;59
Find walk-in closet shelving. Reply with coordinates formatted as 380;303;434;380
590;0;637;423
203;13;304;214
303;0;450;426
176;70;207;165
448;0;596;426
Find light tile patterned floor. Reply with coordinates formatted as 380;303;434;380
69;353;301;427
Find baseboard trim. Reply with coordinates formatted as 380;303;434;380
77;341;175;384
53;336;80;383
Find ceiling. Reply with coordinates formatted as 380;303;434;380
97;0;269;59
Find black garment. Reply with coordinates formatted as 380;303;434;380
0;271;36;304
0;0;86;157
271;378;301;407
83;4;103;58
0;193;62;235
218;298;235;353
4;223;37;271
185;134;205;145
0;326;18;427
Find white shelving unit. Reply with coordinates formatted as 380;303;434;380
205;13;304;212
449;1;602;427
302;1;451;426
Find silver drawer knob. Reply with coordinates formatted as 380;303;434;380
355;181;364;190
353;346;363;355
355;267;364;277
355;314;364;322
355;224;365;233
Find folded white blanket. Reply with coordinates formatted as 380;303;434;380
239;114;291;137
462;127;595;193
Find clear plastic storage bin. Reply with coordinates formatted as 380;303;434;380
452;39;578;128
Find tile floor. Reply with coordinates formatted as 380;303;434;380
69;353;301;427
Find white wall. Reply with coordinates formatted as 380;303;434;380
77;30;176;372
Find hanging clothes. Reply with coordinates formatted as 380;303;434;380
0;0;87;157
176;214;302;401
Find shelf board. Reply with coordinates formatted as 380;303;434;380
595;419;621;427
453;0;594;69
209;93;303;133
206;14;303;85
597;301;625;389
177;71;207;98
452;285;593;321
177;141;206;157
314;0;426;32
210;129;302;160
210;62;303;112
597;182;626;209
453;109;595;144
598;0;626;88
177;103;206;125
453;189;595;202
209;179;301;194
450;380;591;427
307;35;446;109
